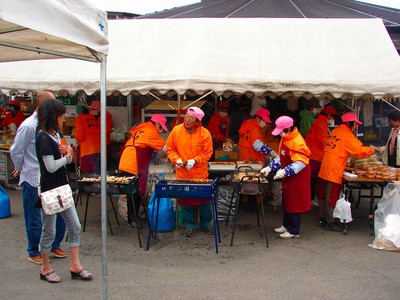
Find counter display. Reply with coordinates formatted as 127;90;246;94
0;149;14;184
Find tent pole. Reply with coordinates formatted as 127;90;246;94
100;55;109;300
177;94;182;126
148;92;176;110
382;99;400;112
182;90;213;109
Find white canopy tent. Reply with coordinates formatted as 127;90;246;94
0;0;108;62
1;18;400;100
0;0;110;297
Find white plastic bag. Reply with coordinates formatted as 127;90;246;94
370;183;400;251
333;196;353;223
117;195;128;221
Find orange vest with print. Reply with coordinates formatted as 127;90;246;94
75;112;112;157
277;128;311;165
166;124;213;206
119;121;166;175
238;119;265;162
166;123;213;180
318;124;373;184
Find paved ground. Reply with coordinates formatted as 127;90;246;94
1;187;399;300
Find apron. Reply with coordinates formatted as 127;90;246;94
280;143;311;213
135;146;154;197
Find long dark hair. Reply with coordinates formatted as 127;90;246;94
37;99;66;133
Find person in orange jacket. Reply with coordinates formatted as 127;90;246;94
238;108;277;162
1;100;26;130
207;102;231;160
261;116;311;239
166;107;213;238
75;100;112;174
305;105;337;206
317;112;376;231
119;114;168;226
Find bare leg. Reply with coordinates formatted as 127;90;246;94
69;246;93;280
40;253;53;274
69;246;83;272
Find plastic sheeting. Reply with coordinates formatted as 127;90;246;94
370;182;400;251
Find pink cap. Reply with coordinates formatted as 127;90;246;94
254;108;271;123
90;101;101;110
271;116;294;136
187;106;205;121
321;106;337;115
151;114;168;131
341;112;362;125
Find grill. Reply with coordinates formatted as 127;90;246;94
155;179;214;198
75;173;140;239
77;173;140;195
147;178;221;254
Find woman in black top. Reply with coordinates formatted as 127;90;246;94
36;100;93;283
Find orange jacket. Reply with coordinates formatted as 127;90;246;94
318;124;373;184
75;112;112;157
207;113;230;143
166;123;213;180
238;119;265;162
119;121;165;174
305;114;329;161
278;128;311;165
1;110;25;129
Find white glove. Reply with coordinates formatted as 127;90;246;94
176;159;184;168
273;169;286;180
260;166;271;176
185;159;196;170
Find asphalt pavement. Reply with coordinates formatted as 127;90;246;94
1;187;399;300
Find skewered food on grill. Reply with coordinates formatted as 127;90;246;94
81;175;134;183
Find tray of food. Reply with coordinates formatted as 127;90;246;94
236;160;264;171
208;161;237;170
232;171;267;183
78;173;140;195
80;175;135;184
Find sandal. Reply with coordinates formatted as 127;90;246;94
71;268;94;280
40;271;62;283
184;228;194;238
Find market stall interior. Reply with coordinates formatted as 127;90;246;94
2;17;400;249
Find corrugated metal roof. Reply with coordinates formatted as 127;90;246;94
138;0;400;51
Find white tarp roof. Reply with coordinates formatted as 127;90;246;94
0;0;109;62
1;18;399;99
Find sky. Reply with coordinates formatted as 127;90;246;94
87;0;400;14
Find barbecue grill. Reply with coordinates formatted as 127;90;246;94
224;167;269;247
76;173;140;238
146;178;221;254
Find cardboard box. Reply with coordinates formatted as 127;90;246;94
60;117;76;135
64;117;76;127
215;150;238;161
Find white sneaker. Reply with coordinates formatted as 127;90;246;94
279;231;300;239
274;225;287;234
